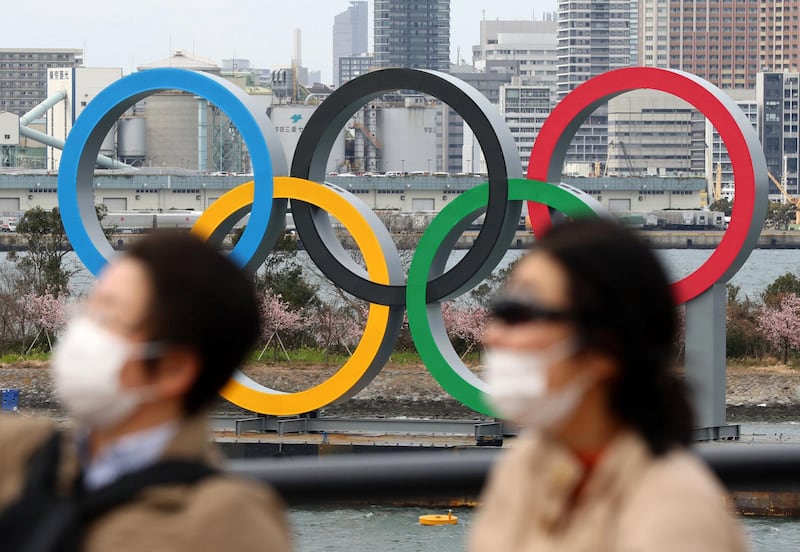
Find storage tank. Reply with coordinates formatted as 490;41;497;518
118;117;147;158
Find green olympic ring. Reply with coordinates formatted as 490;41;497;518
407;178;604;416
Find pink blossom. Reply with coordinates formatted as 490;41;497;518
259;291;308;341
441;302;489;349
757;293;800;363
311;303;366;353
20;292;68;335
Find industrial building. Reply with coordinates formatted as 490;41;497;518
0;171;707;220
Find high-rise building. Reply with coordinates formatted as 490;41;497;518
760;1;800;74
629;0;639;66
557;1;631;98
0;48;82;116
557;1;631;169
758;72;800;195
374;0;450;71
641;0;762;90
333;1;369;86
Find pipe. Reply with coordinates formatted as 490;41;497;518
197;98;207;172
18;126;129;170
19;88;131;170
19;90;67;127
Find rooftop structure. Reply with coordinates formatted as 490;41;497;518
137;50;220;72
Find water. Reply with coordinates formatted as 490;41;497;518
288;506;472;552
744;517;800;551
287;504;797;551
655;248;800;301
10;246;800;302
286;423;800;552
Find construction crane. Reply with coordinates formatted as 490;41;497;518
768;171;800;226
715;163;722;202
604;140;636;176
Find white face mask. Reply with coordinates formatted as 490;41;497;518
51;317;162;430
483;339;594;432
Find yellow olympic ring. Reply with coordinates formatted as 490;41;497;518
192;176;392;415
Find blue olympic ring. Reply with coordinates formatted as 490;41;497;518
57;68;284;275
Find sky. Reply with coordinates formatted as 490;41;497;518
1;0;557;83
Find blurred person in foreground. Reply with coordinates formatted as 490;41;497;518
0;231;291;551
469;218;745;552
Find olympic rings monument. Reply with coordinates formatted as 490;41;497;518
56;66;767;438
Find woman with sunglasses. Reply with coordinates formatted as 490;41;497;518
469;218;745;552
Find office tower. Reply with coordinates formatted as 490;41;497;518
758;72;800;195
333;1;369;86
557;1;632;168
374;0;450;71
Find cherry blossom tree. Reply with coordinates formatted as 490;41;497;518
258;291;308;360
19;292;68;352
441;302;489;356
311;302;366;364
757;292;800;364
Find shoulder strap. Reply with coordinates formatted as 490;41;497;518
78;460;219;520
51;460;219;552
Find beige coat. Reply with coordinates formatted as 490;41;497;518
0;413;292;551
469;431;746;552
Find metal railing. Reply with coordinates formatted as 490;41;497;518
225;445;800;505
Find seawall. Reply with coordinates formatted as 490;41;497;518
0;229;798;252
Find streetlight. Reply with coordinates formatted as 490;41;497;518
427;158;431;173
401;159;405;174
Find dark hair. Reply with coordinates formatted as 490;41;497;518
532;218;692;455
126;231;260;414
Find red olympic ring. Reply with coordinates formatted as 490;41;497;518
526;67;766;305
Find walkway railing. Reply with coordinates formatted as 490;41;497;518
226;444;800;504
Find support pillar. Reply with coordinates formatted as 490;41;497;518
684;282;728;430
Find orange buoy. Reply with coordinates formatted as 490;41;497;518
419;509;458;526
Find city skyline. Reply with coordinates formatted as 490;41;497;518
0;0;557;84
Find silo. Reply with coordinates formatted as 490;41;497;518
118;117;147;161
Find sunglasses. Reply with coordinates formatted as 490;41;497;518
489;296;576;325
